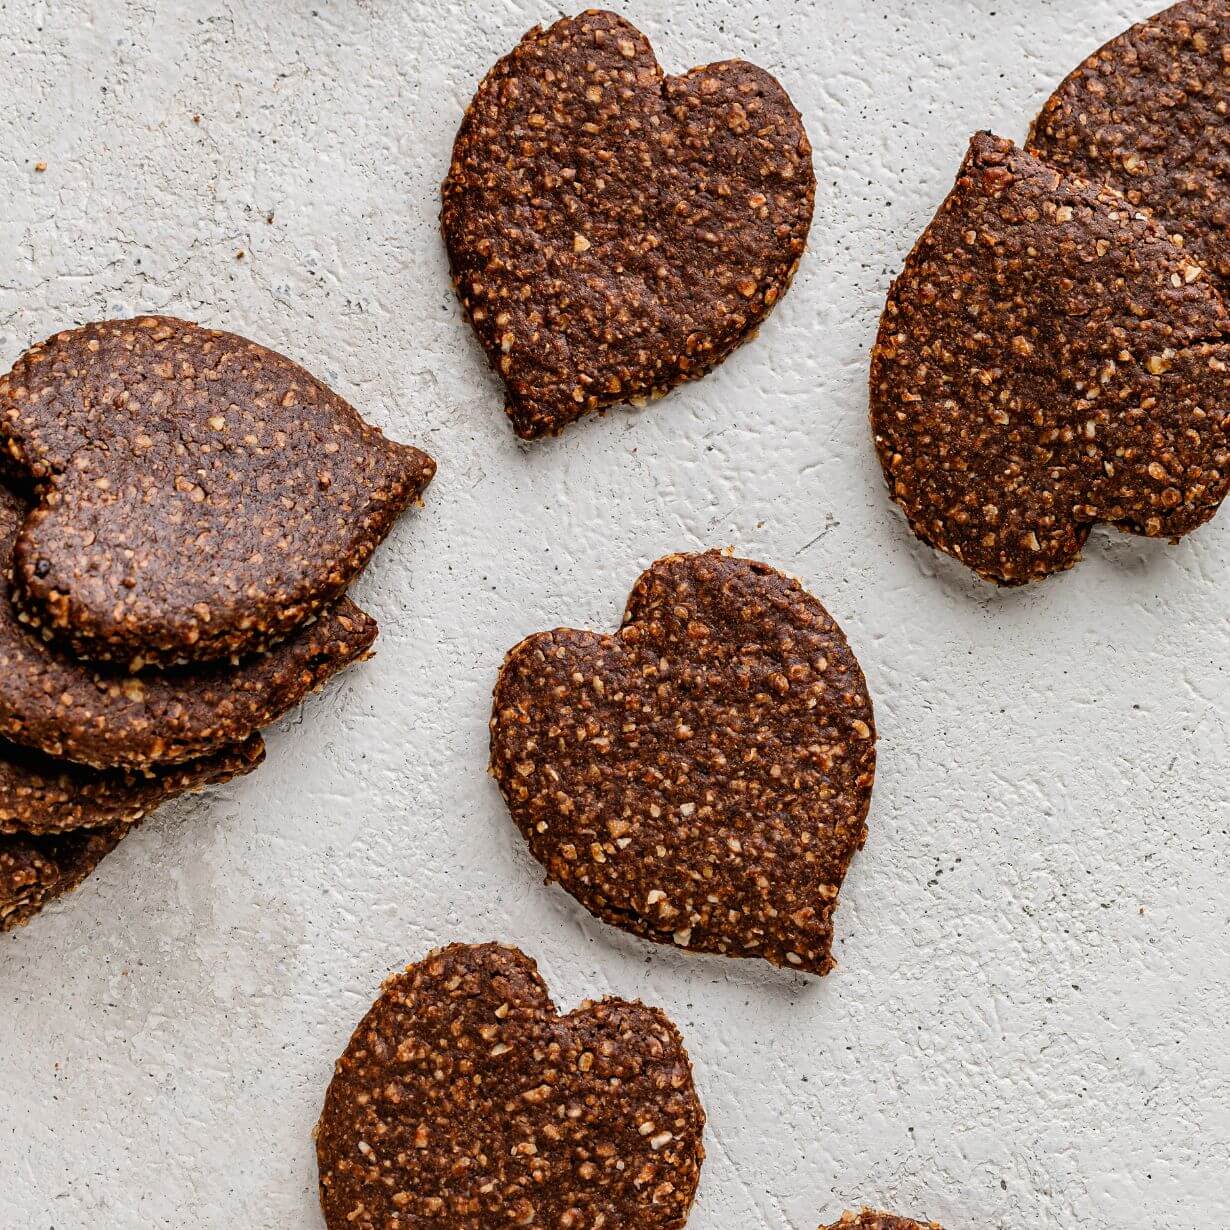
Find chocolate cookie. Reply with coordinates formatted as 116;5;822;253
317;943;704;1230
0;734;263;836
0;478;376;768
1030;0;1230;287
0;316;435;664
871;133;1230;584
490;550;876;975
1;823;128;932
442;9;814;438
822;1213;942;1230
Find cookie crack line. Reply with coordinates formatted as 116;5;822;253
442;8;815;438
0;315;435;665
490;550;876;975
871;130;1230;585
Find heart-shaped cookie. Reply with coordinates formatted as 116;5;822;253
1;823;128;932
1030;0;1230;287
0;733;263;836
871;133;1230;584
823;1213;943;1230
316;943;705;1230
0;473;377;768
0;316;435;664
442;9;815;438
490;551;876;975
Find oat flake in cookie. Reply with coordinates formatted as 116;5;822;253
1030;0;1230;289
490;550;876;975
821;1213;943;1230
871;133;1230;585
0;481;377;769
316;943;704;1230
442;9;814;439
0;316;435;664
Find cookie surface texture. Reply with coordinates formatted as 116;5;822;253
0;479;376;768
442;9;815;438
0;733;263;836
871;132;1230;584
0;316;435;663
822;1213;943;1230
490;550;876;975
1029;0;1230;288
316;942;704;1230
1;823;128;932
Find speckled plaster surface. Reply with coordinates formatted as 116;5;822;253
0;1;1226;1227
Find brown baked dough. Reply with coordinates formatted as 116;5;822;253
0;478;376;768
822;1213;943;1230
0;733;263;836
0;734;261;928
0;316;435;664
316;942;705;1230
490;550;876;975
442;9;814;438
871;132;1230;584
1;824;128;932
1030;0;1230;288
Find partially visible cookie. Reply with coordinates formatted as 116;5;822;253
316;942;704;1230
0;316;435;664
871;132;1230;584
490;550;876;975
1029;0;1230;287
443;9;814;438
0;482;377;768
822;1213;943;1230
0;733;263;836
1;823;128;932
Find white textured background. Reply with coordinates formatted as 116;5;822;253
1;1;1227;1227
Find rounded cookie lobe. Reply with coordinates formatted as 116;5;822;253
0;733;264;836
442;9;815;438
1;823;128;932
0;479;377;768
0;316;435;663
870;132;1230;584
316;942;704;1230
490;550;876;975
822;1213;943;1230
1029;0;1230;287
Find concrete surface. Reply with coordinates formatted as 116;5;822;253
1;1;1227;1227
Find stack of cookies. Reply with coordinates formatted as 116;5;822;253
0;316;435;931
